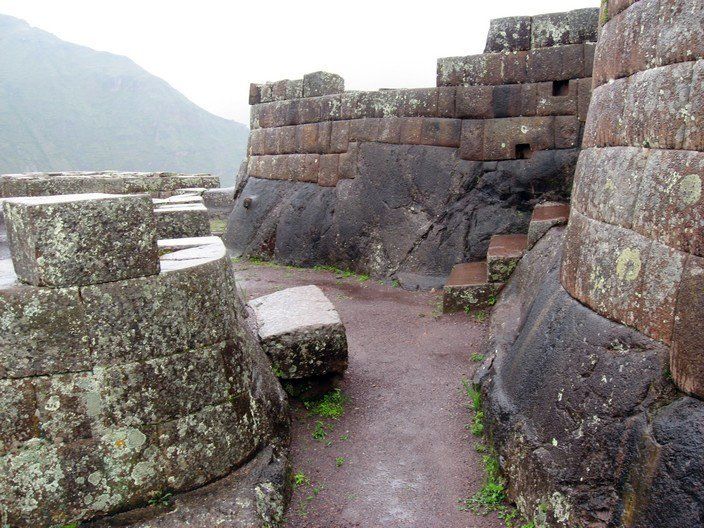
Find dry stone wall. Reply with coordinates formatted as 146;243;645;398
478;2;704;526
0;195;287;527
561;0;704;396
226;9;598;286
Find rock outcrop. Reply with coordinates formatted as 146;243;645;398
224;9;599;289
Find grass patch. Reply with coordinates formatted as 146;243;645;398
304;388;346;419
335;456;345;467
471;353;485;362
459;379;534;528
313;264;369;282
209;219;228;234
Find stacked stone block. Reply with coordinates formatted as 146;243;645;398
244;14;597;189
560;0;704;398
0;171;219;199
0;195;271;527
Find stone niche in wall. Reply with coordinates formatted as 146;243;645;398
224;8;599;289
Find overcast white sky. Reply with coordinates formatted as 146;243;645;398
0;0;597;124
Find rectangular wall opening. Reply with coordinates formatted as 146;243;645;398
552;80;570;96
515;143;533;159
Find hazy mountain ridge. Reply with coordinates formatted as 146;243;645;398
0;15;247;185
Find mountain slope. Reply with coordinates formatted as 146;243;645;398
0;15;248;185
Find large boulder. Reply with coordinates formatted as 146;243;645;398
478;227;704;527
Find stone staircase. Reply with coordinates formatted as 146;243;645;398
443;202;569;313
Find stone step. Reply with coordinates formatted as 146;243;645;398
443;261;503;313
486;233;528;282
527;202;570;248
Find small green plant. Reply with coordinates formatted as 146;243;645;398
471;353;485;362
471;411;485;436
474;310;488;322
148;491;173;507
487;295;497;306
304;389;346;419
340;433;349;441
391;279;400;288
312;420;329;441
335;456;345;467
293;471;310;487
59;524;79;528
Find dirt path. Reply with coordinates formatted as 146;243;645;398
233;261;504;528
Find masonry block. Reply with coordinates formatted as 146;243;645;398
3;194;159;287
459;120;484;160
632;149;704;256
349;118;381;143
420;118;461;148
582;78;627;148
487;234;527;282
530;8;599;49
526;202;570;248
399;117;423;145
248;285;348;379
303;71;344;98
455;86;494;118
437;87;456;117
554;115;580;149
330;120;350;153
401;88;438;117
485;16;532;52
571;147;647;230
526;44;586;83
154;204;211;239
378;117;403;144
482;117;555;160
249;83;262;105
671;255;704;398
338;143;359;179
443;262;503;313
318;154;340;187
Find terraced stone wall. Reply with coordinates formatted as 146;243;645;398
226;9;598;286
561;0;704;397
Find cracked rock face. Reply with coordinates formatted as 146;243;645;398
224;143;575;289
478;228;704;528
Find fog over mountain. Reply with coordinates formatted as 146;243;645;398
0;14;248;186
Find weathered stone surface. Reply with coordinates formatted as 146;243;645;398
486;234;527;282
0;268;91;378
157;236;223;252
154;203;211;239
479;227;703;528
226;144;576;287
0;237;290;527
526;202;569;248
82;246;237;366
85;446;290;528
485;16;532;52
0;171;220;198
3;193;159;287
443;261;503;312
670;255;704;398
530;8;599;49
561;210;685;344
248;285;348;379
302;71;344;98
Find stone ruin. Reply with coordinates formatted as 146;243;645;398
225;8;598;290
0;171;237;241
0;1;702;526
476;0;704;526
0;193;289;527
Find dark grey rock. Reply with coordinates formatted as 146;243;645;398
224;144;576;289
479;227;703;528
